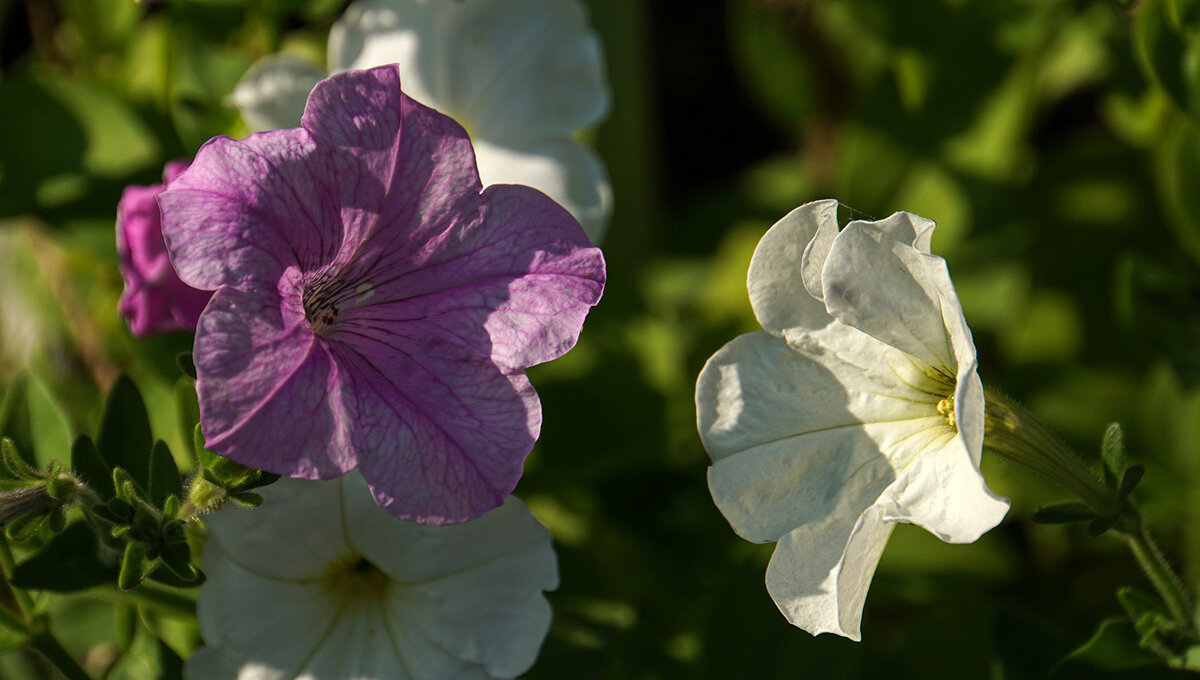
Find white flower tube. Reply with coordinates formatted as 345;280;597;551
184;474;558;679
231;0;612;243
695;199;1009;641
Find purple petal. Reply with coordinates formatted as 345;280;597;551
195;287;355;479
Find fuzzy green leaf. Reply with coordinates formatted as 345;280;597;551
10;521;118;591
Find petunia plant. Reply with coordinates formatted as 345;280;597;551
161;64;605;526
697;199;1200;666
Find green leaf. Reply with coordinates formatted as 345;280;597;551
0;372;73;470
10;521;118;591
147;441;182;508
1101;422;1126;488
97;377;154;495
1033;502;1097;524
1052;617;1184;678
71;435;114;500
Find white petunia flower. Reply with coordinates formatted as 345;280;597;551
231;0;612;243
184;474;558;680
695;199;1009;641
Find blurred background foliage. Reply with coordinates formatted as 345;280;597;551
2;0;1200;677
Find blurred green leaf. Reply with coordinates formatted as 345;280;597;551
38;75;160;178
0;77;87;216
1136;0;1200;118
1155;120;1200;263
11;521;118;591
97;377;153;495
0;372;73;470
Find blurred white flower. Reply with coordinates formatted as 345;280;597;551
231;0;612;243
695;199;1009;641
184;474;557;680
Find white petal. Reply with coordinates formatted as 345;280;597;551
472;138;611;243
203;478;349;581
698;331;939;542
330;0;608;138
195;556;342;674
328;1;436;105
746;199;839;335
231;55;324;132
295;602;410;680
821;211;960;368
765;504;894;641
697;330;941;464
342;485;557;678
881;433;1010;543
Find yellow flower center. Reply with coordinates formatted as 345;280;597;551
320;552;392;601
937;396;956;429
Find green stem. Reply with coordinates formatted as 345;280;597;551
1116;520;1194;632
0;604;25;635
0;538;35;620
983;388;1196;634
86;582;197;619
27;618;92;680
983;389;1116;514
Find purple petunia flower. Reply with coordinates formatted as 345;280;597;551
159;65;605;525
116;160;213;337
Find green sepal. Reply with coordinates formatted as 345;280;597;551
96;376;153;494
1032;502;1096;524
112;467;142;503
5;510;48;542
0;437;41;482
1100;422;1126;488
192;423;217;469
1087;514;1121;537
118;541;154;590
100;497;135;524
162;495;180;521
71;434;114;500
158;540;194;579
175;353;197;381
147;561;204;588
229;491;264;508
148;440;182;508
46;504;66;534
10;521;119;591
1117;465;1146;504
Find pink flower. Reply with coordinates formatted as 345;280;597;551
159;65;605;525
116;160;213;336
